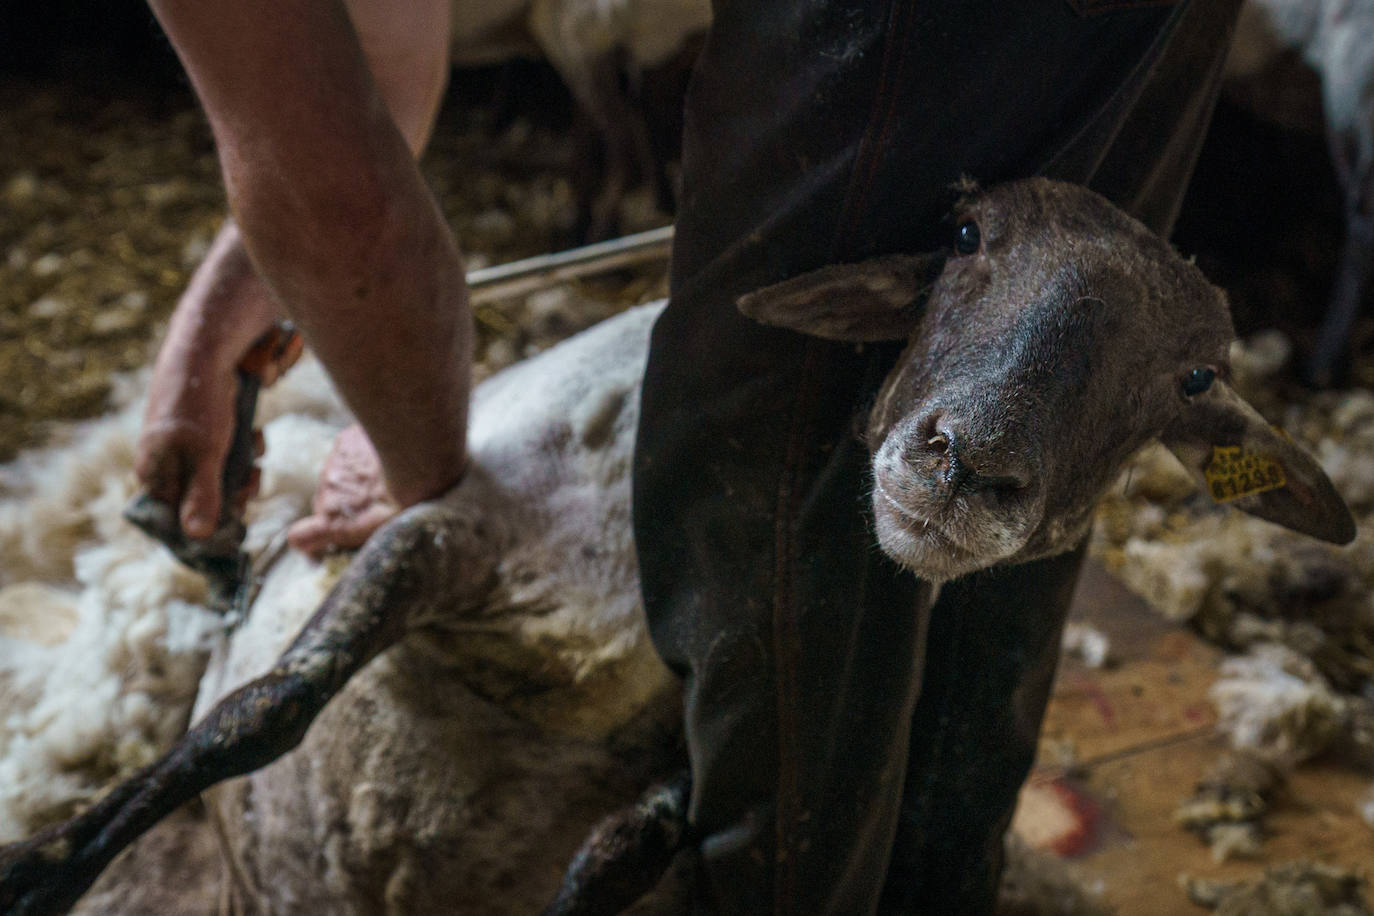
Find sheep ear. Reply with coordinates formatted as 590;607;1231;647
1160;380;1356;544
736;252;946;342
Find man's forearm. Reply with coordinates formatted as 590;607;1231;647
148;0;471;507
342;0;451;155
157;220;281;381
157;0;453;374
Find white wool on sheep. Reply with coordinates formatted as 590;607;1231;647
1209;643;1349;765
241;361;348;556
188;304;681;913
0;354;346;842
447;0;711;76
526;0;710;68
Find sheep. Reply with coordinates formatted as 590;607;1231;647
1226;0;1374;385
0;178;1356;915
448;0;712;239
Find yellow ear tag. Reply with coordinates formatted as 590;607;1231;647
1204;446;1287;502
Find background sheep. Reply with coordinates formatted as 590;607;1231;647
448;0;711;239
1224;0;1374;385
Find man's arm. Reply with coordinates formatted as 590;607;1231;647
139;0;469;543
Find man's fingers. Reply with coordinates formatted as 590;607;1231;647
135;444;185;508
287;503;396;557
285;516;329;555
181;459;224;540
287;423;398;556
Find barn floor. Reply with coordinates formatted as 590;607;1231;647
1013;561;1374;914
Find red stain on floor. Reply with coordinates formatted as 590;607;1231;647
1012;777;1104;858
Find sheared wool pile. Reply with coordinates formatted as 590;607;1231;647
1209;643;1351;765
1175;751;1286;863
0;357;346;841
1183;861;1371;916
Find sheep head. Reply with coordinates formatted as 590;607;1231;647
739;178;1355;582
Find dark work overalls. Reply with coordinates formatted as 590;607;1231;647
631;2;1242;912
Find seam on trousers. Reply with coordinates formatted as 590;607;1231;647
833;0;918;255
798;4;918;911
771;338;827;916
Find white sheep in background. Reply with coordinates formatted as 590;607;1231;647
0;180;1356;914
449;0;710;73
1227;0;1374;384
448;0;712;238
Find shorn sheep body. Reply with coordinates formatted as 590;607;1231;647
193;302;681;913
1;304;680;913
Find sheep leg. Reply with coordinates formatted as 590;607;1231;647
566;51;661;242
544;772;692;916
0;498;494;916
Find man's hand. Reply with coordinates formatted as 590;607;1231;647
287;424;400;555
136;353;243;541
135;222;286;539
146;0;472;549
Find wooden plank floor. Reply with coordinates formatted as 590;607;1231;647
1011;562;1374;914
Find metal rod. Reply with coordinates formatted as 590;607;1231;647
465;224;675;305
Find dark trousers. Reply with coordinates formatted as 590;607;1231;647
632;2;1241;912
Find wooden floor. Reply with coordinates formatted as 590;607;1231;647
1011;562;1374;914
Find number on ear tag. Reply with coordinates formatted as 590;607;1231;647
1204;445;1287;503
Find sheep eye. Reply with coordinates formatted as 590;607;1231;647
955;220;980;255
1182;367;1216;398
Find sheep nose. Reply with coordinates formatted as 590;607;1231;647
910;416;967;490
909;413;1030;495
